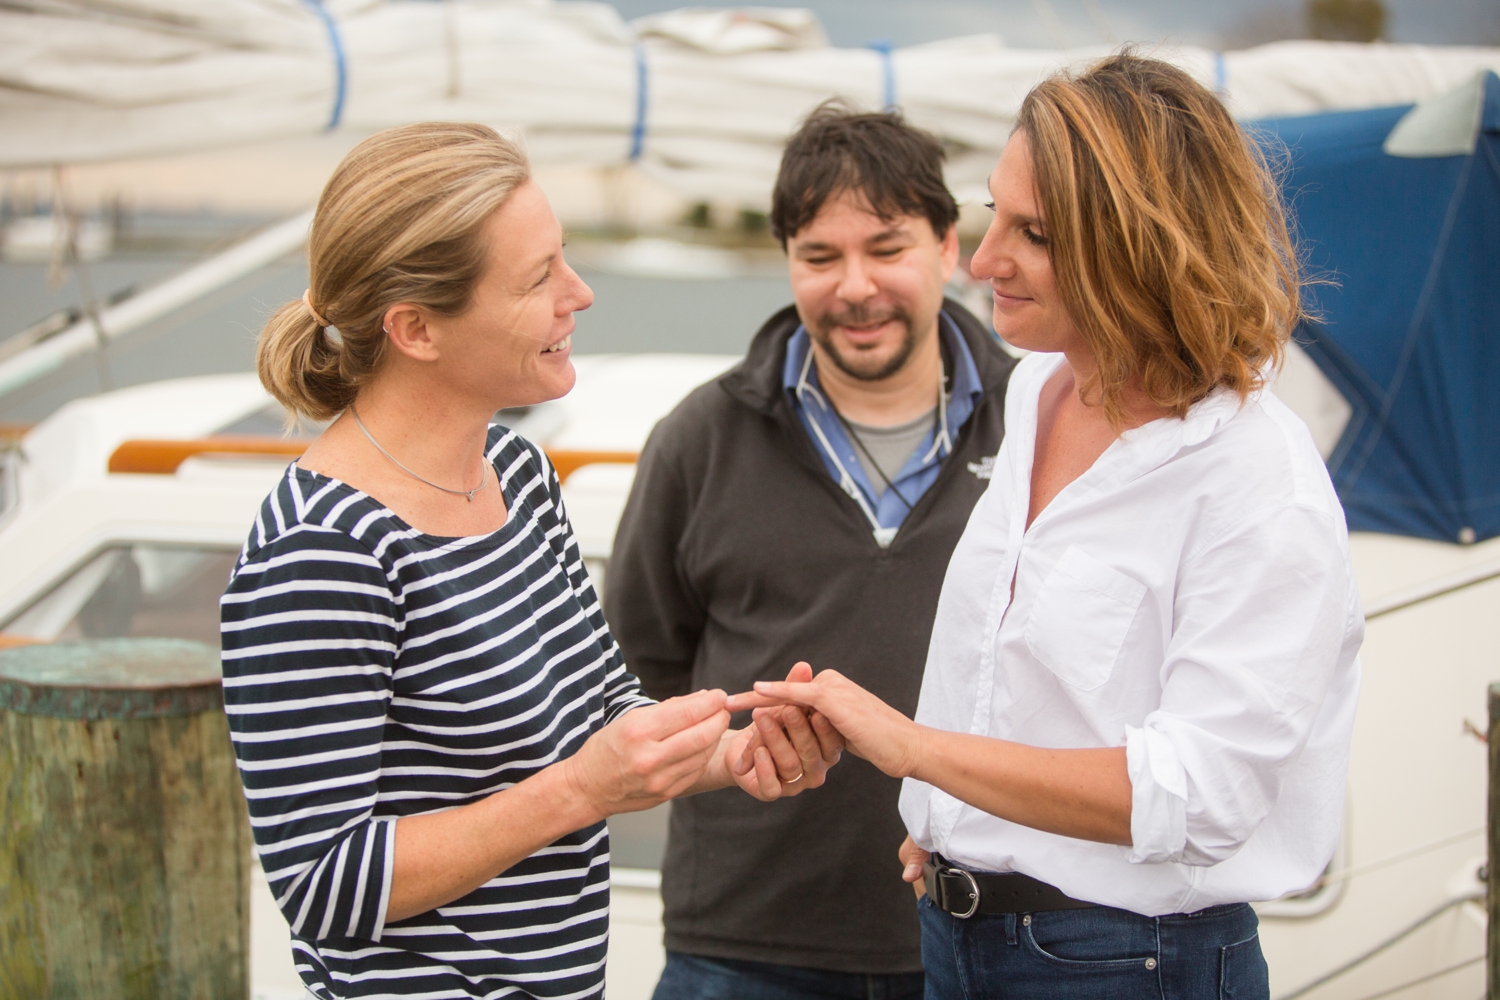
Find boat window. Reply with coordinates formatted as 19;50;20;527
1;543;239;647
608;802;668;873
0;438;18;530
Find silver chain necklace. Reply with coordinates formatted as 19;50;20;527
349;405;491;502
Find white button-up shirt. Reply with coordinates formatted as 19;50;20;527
899;351;1363;917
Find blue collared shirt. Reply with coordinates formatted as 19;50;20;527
784;314;982;542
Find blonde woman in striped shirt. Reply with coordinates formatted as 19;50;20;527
221;122;840;1000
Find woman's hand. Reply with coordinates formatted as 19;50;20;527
726;701;844;800
726;664;923;779
899;836;930;899
691;662;844;801
561;688;731;822
733;664;1132;846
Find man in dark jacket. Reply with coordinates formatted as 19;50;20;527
604;103;1018;999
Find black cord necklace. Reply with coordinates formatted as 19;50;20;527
831;407;925;513
814;332;953;515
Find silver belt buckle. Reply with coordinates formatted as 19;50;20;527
949;866;981;919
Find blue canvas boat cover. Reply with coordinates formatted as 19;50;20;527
1255;72;1500;545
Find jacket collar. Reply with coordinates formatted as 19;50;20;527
719;298;1016;416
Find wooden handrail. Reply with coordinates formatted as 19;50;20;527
546;450;638;482
106;437;636;483
108;437;308;474
0;422;34;444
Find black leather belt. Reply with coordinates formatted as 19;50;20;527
923;854;1097;918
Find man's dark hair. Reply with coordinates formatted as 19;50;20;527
770;100;958;248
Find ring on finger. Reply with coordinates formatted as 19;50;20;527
785;772;805;784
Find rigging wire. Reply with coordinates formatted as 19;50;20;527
1273;893;1483;1000
1307;824;1485;890
1029;0;1071;48
51;166;111;391
1343;953;1483;1000
1079;0;1118;44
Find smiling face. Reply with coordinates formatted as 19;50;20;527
411;180;593;409
786;190;958;382
969;131;1082;357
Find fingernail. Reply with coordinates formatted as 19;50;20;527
904;863;922;880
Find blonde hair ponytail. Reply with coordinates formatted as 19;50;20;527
257;299;354;423
257;122;531;423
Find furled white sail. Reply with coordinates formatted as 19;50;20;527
3;0;1497;204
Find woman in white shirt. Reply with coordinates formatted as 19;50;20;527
730;54;1362;998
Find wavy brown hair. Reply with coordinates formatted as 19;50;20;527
1017;53;1300;426
257;122;530;423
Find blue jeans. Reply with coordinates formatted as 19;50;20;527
652;952;926;1000
918;894;1268;999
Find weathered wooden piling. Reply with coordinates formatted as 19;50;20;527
0;638;250;999
1489;682;1499;999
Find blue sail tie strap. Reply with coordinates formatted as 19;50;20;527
867;40;897;110
629;42;648;161
303;0;348;130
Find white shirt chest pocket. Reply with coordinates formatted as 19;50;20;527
1024;546;1147;691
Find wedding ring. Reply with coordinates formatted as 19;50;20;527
786;772;805;783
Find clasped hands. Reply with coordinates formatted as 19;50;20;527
562;662;848;820
563;660;936;892
728;661;934;896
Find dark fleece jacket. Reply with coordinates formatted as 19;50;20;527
604;299;1017;973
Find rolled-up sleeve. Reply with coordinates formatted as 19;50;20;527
1125;503;1359;866
219;527;400;942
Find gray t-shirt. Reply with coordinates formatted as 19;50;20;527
844;406;936;496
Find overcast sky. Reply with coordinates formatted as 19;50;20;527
608;0;1500;49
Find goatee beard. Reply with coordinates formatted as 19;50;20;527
809;304;916;382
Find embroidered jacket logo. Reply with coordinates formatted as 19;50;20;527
968;455;997;480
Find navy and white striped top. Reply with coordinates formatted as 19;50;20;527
220;427;652;1000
